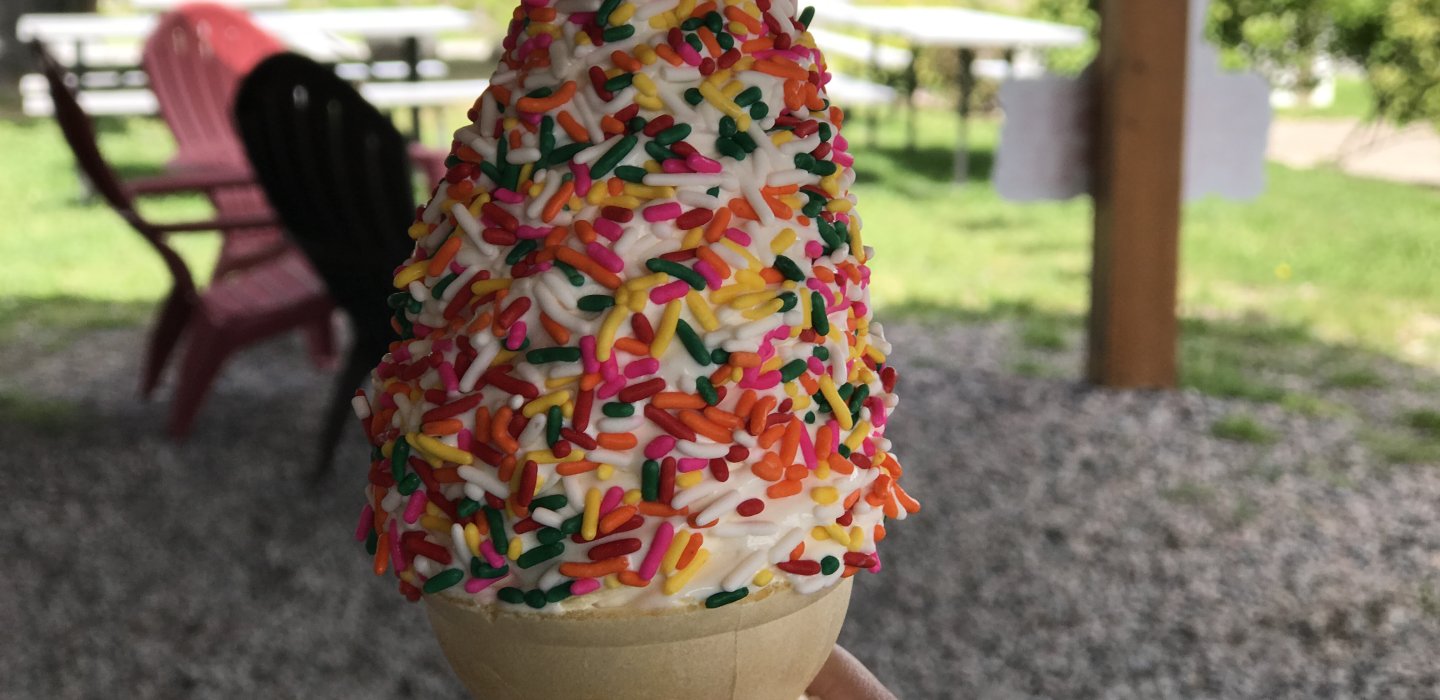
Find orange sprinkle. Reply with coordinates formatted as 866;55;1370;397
893;482;922;513
652;392;707;410
815;424;832;458
598;505;638;535
638;502;688;517
445;179;473;201
873;523;886;543
813;266;836;282
827;452;854;475
473;407;491;444
805;82;825;110
498;455;518;484
613;337;650;356
542;180;576;222
465;310;494;336
749;395;776;435
702;406;743;429
509;130;522;149
797;373;819;395
654;44;685;66
516;80;577;113
696;26;722;57
489;84;512;106
767;479;803;499
540;312;572;345
557;110;589;142
842;565;859;578
695;246;732;279
750;453;784;481
607;176;625;196
754;57;808;80
675;532;704;569
735;389;757;417
679;410;731;443
600;114;626;136
690;1;717;17
611;49;642;72
783;79;805;111
559;557;628;578
703;206;732;242
422;418;463;436
843;488;862;509
723;6;763;33
618;570;650;587
783;464;808;481
556;460;600;476
554;247;622;288
526;6;556;21
493;406;519;454
779;418;801;464
372;533;390;576
759;267;783;285
427;236;462;277
434;468;464;484
574;219;599;244
729;352;762;368
790;541;805;560
597;432;638;450
579;372;603;391
728;196;759;221
756;423;785;450
740;37;774;53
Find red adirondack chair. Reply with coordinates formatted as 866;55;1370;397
35;42;335;438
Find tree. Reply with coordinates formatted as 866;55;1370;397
1207;0;1332;106
1332;0;1440;128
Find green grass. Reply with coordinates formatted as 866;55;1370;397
1212;414;1276;444
1274;76;1373;120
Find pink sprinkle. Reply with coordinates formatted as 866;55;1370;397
867;551;882;574
638;522;674;580
517;225;550;239
449;261;467;274
598;376;625;400
600;358;620;381
570;578;602;596
388;521;405;572
662;158;692;173
567;10;595;24
644;436;676;460
569;161;592;196
624;358;660;378
649;279;690;304
431;338;454;353
505;322;527;350
751;371;781;390
693;259;723;288
403;491;427;524
412;324;433;339
643;202;682;222
798;425;818;470
766;326;790;341
593;218;623;241
805;240;825;258
677;43;702;66
580;335;599;373
868;398;887;427
464;577;502;593
354;505;374;541
852;301;869;317
723;228;752;245
676;457;709;472
392;345;412;362
826;419;841;452
599;486;624;515
806;356;826;375
586;242;625;272
378;392;397;410
437;362;459;393
456;428;473;452
686;153;722;173
480;539;506;569
492;188;523;204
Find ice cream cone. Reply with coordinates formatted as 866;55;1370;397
424;578;852;700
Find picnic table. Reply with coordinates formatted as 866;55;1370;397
18;6;480;141
813;5;1086;181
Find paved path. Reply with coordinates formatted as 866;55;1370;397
1268;117;1440;187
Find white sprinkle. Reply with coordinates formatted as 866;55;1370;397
722;550;769;591
451;523;471;564
695;491;745;527
769;528;806;564
459;341;500;393
459;466;511;499
350;395;372;420
676;441;730;459
711;521;779;537
642;172;727;188
531;508;566;529
669;480;725;510
573;134;622;166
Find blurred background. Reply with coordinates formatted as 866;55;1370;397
1;0;1438;697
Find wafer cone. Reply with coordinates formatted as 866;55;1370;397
423;578;852;700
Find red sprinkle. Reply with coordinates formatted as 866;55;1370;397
618;377;665;402
736;498;765;516
777;559;821;575
588;537;642;560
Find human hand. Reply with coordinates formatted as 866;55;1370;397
805;645;897;700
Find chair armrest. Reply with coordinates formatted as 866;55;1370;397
149;212;280;234
125;165;257;197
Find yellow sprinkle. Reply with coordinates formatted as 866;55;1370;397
623;183;675;199
728;289;775;310
400;570;420;586
392;260;429;289
676;0;696;17
844;420;872;451
799;287;812;328
470;278;512;296
752;569;774;587
721;80;744;99
494;348;520;365
850;224;866;262
576;30;593;45
820;172;841;196
527;182;543;197
521;390;571;418
407;222;430;240
596;307;626;361
783;381;812;410
663;549;709;594
720;238;764;269
598;463;615;480
848;526;866;552
811;525;830;540
734;268;767;287
741;298;784;320
651;300;682;358
635;44;658;65
615;286;631;307
681;225;706;249
818;375;854;429
636;94;664;111
623;489;643;505
760;356;782;373
582;488;602;541
602;195;643;209
410;433;474;466
825;524;852;547
770;228;797;254
562;401;574;419
419;514;450;532
604;574;622;588
698;81;746;123
507;537;523;560
585;182;608;205
811;486;839;505
545;374;580;390
661;529;691;575
826;198;853;213
625;272;668;291
676;470;704;489
464;523;482;557
610;1;636;23
685;291;720;332
771;130;795;146
816;457;831;479
521;449;586;464
648;13;672;29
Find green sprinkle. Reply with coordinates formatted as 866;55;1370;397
601;24;635;41
774;255;805;281
804;412;816;424
628;116;648;132
696;375;719;406
498;587;526;604
710;348;730;365
364;529;378;555
704;11;724;33
802;195;825;218
811;159;837;176
818;122;832;141
397;472;421;496
537;527;565;545
717;31;735;51
603;72;635;92
478;160;503;185
684;88;704;105
837;383;854;402
646;258;706;290
505;238;538;265
590;134;638;179
837;444;851;458
527;347;582;363
485;507;508;555
386;292;410;309
734;86;763;107
546;583;574;603
431;272;459;299
616;165;648;182
516;542;566;569
812;293;830;334
794;153;816;170
820;555;839;575
471;557;509;579
391;436;410;481
595;0;622;24
705;587;749;608
777;291;798;312
540;116;555;156
780;359;809;383
531;494;568;511
525;86;555;99
675;319;711;365
717;138;746;161
684;33;704;52
733;132;757;152
578;294;616;312
546;405;563;447
525;589;548;608
444;154;461;168
540;141;590;169
645;140;678;162
812;346;830;361
719;116;738;137
603;401;636;417
749;101;769;120
655;123;692;145
848;383;870;416
642;459;661;501
422;568;465;594
555;259;585;286
560;515;583;535
706;186;721;197
680;16;704;30
799;5;816;27
817;220;843;252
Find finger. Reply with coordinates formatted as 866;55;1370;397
805;644;897;700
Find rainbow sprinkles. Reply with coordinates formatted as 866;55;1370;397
354;0;919;612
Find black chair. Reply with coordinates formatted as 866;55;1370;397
233;53;419;480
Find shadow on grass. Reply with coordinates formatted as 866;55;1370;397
0;295;155;352
880;298;1440;465
852;144;995;185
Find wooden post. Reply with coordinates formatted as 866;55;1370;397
1086;0;1188;388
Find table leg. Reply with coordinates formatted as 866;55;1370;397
403;36;422;142
954;48;975;183
905;41;918;152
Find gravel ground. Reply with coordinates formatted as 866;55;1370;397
3;319;1440;699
